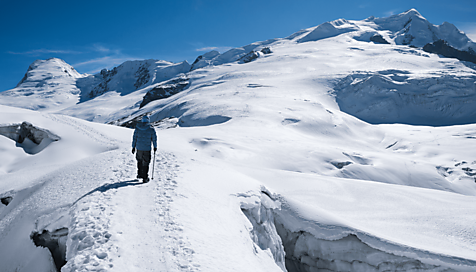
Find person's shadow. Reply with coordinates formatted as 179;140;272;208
73;180;141;205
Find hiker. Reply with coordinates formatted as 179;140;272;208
132;116;157;183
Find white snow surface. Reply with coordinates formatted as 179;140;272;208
0;58;83;112
1;9;476;272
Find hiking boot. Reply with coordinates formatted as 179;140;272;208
143;177;149;183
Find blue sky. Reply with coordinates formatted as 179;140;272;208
1;0;475;92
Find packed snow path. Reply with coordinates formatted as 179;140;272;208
63;150;198;272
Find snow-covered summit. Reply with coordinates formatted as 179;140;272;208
0;58;84;112
77;59;190;101
17;58;83;87
294;8;476;52
2;9;475;118
370;8;476;50
0;57;190;113
189;9;475;73
2;9;476;272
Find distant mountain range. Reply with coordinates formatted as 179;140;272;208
1;9;475;126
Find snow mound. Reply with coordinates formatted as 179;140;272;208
190;40;277;70
298;19;360;43
150;102;232;127
333;71;476;126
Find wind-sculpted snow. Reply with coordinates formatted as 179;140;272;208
190;40;277;70
0;121;61;154
77;59;191;101
298;19;360;43
3;9;476;272
239;189;476;272
239;190;286;271
0;58;82;112
333;71;476;126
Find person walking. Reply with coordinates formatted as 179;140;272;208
132;116;157;183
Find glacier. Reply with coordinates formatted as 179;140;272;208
1;8;476;272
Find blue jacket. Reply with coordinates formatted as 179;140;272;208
132;122;157;151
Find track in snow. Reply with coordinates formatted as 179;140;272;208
63;149;198;271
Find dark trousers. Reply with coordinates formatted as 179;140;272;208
136;150;151;179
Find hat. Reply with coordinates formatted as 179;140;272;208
141;115;150;123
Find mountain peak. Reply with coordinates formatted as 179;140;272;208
18;58;82;87
405;8;421;16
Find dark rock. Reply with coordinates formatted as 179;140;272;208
370;34;390;44
31;228;68;271
261;47;272;54
117;115;178;129
139;76;189;108
134;64;150;89
402;35;414;45
1;196;12;206
117;114;148;129
423;39;476;65
88;67;118;98
18;122;38;144
17;122;60;145
330;161;352;169
239;51;260;63
192;55;203;66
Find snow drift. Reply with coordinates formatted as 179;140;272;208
1;8;476;272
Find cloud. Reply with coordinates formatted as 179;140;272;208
195;46;233;53
73;55;133;74
383;10;399;17
195;46;218;52
91;44;111;53
7;49;82;55
461;24;476;42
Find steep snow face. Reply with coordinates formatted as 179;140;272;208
370;9;476;50
0;58;191;116
292;9;476;54
334;70;476;126
77;59;191;101
190;39;278;70
0;58;84;112
298;19;360;43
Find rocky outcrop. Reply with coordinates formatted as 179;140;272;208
239;51;260;63
423;39;476;64
1;196;12;206
0;121;60;144
190;50;221;71
0;122;60;154
31;228;69;271
88;68;118;99
370;34;390;44
134;64;151;89
139;76;189;108
261;47;272;54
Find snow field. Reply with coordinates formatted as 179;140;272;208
2;9;476;272
64;150;193;272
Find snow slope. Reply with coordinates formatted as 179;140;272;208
1;8;476;272
0;58;190;115
0;58;83;112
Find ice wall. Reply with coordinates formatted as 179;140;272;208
240;190;470;272
240;190;287;271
